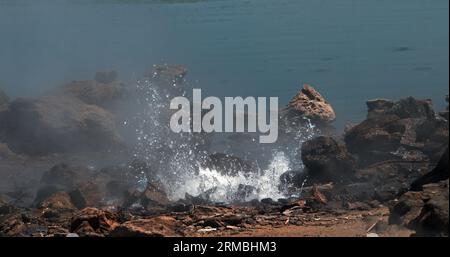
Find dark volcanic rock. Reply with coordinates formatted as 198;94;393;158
2;95;125;155
366;99;394;119
201;153;258;177
411;148;449;191
366;96;435;120
301;136;356;183
122;179;170;212
345;115;406;165
390;180;449;237
345;97;448;166
357;161;430;202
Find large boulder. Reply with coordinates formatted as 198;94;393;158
2;95;125;155
345;97;448;166
411;148;449;191
301;136;356;184
390;180;449;237
285;84;336;124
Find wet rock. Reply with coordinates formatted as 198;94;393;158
201;153;258;177
110;216;184;237
101;159;155;200
301;136;356;183
279;170;308;194
70;208;118;236
95;70;118;84
183;189;217;206
286;84;336;124
2;96;125;155
122;180;170;211
234;184;257;202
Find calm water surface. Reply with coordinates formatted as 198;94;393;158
0;0;448;126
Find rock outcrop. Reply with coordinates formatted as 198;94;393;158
301;136;356;184
345;97;448;166
286;84;336;124
390;180;449;237
1;95;125;155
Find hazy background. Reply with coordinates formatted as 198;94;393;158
0;0;448;127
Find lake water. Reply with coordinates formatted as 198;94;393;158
0;0;448;127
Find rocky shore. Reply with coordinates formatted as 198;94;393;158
0;67;448;237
